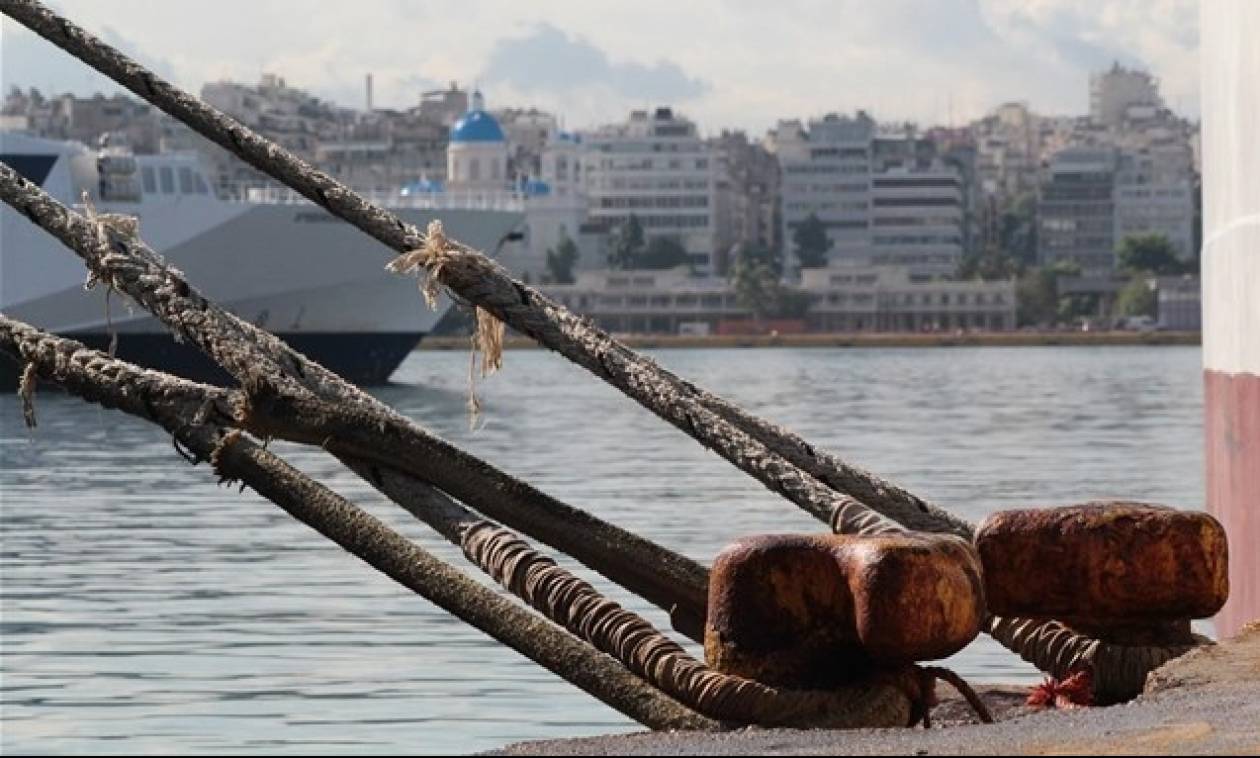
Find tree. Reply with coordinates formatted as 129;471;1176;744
1117;233;1186;276
958;241;1019;281
729;244;811;326
735;242;782;279
545;235;579;284
1000;192;1038;271
637;237;691;270
731;258;775;325
1016;268;1058;327
792;214;832;269
607;214;645;270
1114;276;1157;319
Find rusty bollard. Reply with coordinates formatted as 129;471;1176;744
705;533;985;688
975;502;1229;645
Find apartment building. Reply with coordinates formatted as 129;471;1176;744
1037;146;1120;275
771;112;875;272
580;107;717;274
1114;142;1197;260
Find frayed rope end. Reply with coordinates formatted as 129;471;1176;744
388;219;455;311
389;220;506;427
18;362;38;429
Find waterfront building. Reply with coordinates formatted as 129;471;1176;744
541;264;1015;335
771;112;875;273
801;264;1015;332
1156;275;1201;331
869;163;965;277
580;107;718;274
1113;142;1197;261
518;130;591;281
773;115;968;277
1037;146;1120;276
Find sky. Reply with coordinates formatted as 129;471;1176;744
1;0;1200;135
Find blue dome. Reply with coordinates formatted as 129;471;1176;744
450;110;505;143
400;178;444;194
521;178;551;196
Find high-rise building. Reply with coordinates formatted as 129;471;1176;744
772;114;967;277
1037;146;1119;276
771;112;875;272
580;107;717;274
868;166;965;276
1114;142;1196;261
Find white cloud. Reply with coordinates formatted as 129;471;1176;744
1;0;1199;134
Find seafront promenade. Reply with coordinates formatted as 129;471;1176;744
419;330;1201;351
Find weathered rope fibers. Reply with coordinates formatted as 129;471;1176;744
0;317;713;731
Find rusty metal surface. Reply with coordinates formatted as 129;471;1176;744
704;533;984;686
975;502;1228;630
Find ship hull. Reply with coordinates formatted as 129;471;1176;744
0;329;423;391
2;133;523;387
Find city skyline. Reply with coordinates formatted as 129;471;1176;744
2;0;1200;134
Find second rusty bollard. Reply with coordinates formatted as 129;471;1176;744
975;501;1229;645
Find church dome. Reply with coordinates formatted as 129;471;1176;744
450;91;505;143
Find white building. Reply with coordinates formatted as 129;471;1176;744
800;264;1015;332
446;91;510;195
580;107;717;274
772;113;966;277
1114;143;1197;261
539;264;1015;334
772;112;875;272
520;131;591;281
869;165;965;276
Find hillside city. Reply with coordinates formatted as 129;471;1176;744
1;62;1201;336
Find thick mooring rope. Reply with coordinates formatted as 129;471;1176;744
463;522;991;727
986;616;1204;705
0;317;713;731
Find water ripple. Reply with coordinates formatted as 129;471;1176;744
1;346;1203;753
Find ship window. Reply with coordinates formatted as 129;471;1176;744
178;167;194;194
193;174;209;194
159;166;174;194
142;166;156;194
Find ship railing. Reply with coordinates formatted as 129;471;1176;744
222;182;527;212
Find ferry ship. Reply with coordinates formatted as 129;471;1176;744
0;132;524;387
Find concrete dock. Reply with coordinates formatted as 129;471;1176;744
493;624;1260;756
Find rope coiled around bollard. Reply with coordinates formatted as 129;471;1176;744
462;522;991;728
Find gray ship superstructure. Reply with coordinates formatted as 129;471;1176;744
1;132;524;386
